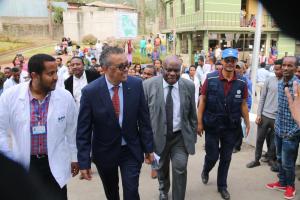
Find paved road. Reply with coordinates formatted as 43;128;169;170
67;139;300;200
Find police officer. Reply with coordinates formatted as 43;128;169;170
197;48;250;200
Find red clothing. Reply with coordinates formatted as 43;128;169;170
154;37;161;47
201;70;248;98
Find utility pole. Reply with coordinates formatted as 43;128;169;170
173;0;176;54
47;0;53;39
250;1;263;112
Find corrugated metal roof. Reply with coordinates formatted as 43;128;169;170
86;1;136;10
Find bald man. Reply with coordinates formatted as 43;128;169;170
143;55;197;200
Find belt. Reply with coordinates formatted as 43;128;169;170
31;154;48;159
173;130;181;134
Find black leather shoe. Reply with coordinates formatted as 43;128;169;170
159;193;168;200
246;160;260;168
218;189;230;200
201;171;209;184
261;157;269;163
232;148;240;153
270;162;279;172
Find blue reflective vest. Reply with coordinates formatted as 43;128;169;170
203;71;247;129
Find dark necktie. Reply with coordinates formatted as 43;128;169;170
165;85;173;136
112;86;120;117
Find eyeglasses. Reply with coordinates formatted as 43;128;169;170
224;58;238;63
112;62;129;71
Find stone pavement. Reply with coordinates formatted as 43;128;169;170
67;139;300;200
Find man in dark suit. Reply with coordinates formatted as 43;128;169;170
76;46;154;200
64;56;99;108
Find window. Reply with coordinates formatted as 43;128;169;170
181;0;185;15
195;0;200;12
170;2;173;18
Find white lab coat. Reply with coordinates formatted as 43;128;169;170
181;74;200;106
0;82;78;188
56;65;68;88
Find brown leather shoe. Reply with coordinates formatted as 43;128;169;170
151;169;157;179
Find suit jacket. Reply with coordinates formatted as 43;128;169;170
143;76;197;156
76;76;153;169
64;70;100;96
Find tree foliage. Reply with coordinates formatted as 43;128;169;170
52;6;64;24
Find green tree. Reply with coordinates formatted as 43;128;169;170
53;6;64;24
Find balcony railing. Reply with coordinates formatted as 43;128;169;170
165;12;277;30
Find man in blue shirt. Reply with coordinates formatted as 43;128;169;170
266;56;300;200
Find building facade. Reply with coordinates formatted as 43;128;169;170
161;0;296;64
63;1;137;42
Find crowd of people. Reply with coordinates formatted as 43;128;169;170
0;43;300;200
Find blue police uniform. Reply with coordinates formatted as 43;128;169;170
202;70;247;190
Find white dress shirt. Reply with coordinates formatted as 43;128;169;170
105;75;126;145
56;65;68;88
196;65;206;85
3;77;18;91
20;70;29;82
181;74;200;106
63;71;71;80
73;71;88;109
256;68;271;83
163;79;181;132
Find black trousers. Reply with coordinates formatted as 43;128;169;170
29;155;67;200
203;127;238;189
254;115;276;161
234;123;243;150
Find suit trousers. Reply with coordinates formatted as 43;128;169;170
29;155;67;200
254;115;276;161
158;132;189;200
203;128;237;189
94;146;142;200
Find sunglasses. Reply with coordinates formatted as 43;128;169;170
224;57;238;63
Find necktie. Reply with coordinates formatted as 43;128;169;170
165;85;173;136
112;86;120;117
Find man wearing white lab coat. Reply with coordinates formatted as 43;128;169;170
0;54;79;200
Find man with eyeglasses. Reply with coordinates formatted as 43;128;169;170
76;46;154;200
143;55;197;200
198;48;250;200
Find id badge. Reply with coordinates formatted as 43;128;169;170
32;125;46;135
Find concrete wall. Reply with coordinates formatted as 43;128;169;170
63;10;117;43
64;9;136;43
0;17;63;39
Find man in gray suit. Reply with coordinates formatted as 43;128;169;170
143;55;197;200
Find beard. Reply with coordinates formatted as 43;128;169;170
38;77;57;94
